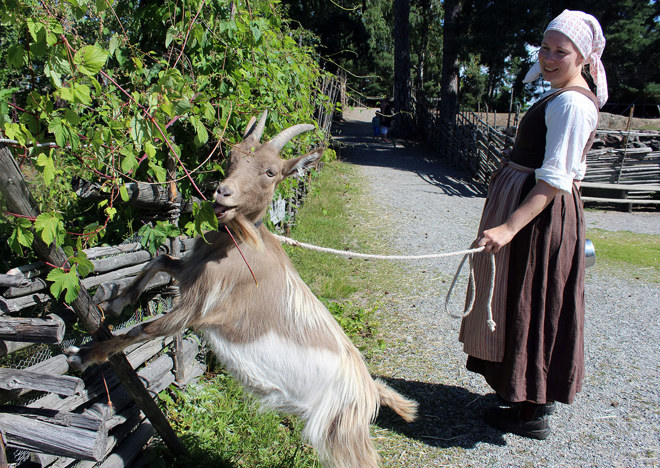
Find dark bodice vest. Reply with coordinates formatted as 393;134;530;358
509;87;599;170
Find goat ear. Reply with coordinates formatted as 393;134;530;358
282;147;324;179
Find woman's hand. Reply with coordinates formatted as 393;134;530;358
475;224;516;253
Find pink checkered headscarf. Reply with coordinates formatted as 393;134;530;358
524;10;608;108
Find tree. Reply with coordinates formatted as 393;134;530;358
393;0;413;133
439;0;462;123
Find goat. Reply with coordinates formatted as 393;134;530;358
65;112;417;467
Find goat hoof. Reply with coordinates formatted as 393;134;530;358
64;345;94;372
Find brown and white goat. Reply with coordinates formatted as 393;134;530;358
66;112;417;467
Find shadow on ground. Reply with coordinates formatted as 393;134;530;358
375;376;508;449
332;118;486;198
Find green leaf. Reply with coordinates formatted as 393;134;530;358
8;218;34;254
44;62;62;88
96;0;111;13
120;147;138;173
190;115;208;146
7;44;24;68
137;221;179;255
144;141;156;158
109;33;121;56
34;212;66;246
48;118;66;147
36;153;56;184
251;25;262;43
57;83;91;105
47;266;81;303
72;251;94;278
129;116;145;145
74;45;109;76
149;161;167;183
193;201;218;238
166;26;176;48
173;98;192;115
72;83;92;105
119;184;129;202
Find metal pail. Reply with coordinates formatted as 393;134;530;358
585;239;596;268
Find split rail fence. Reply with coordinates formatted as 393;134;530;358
0;79;339;467
416;99;660;209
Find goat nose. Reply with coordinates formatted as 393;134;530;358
216;184;234;198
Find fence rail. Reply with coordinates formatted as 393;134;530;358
415;98;660;203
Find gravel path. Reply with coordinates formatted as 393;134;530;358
333;110;660;467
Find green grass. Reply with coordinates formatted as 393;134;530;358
586;228;660;282
145;375;319;467
147;160;391;466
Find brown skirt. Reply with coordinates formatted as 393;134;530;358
466;174;586;405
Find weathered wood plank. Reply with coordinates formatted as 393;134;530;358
73;178;199;213
93;272;171;306
0;314;65;343
0;404;110;432
0;274;30;288
0;339;32;358
582;196;660;205
0;369;83;395
0;354;70;404
91;250;153;274
2;278;48;299
98;420;154;468
0;293;51;314
0;411;107;461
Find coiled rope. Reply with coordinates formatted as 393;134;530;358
273;234;497;332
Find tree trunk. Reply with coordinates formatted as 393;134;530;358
393;0;413;136
440;0;462;125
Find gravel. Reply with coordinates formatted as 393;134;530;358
333;112;660;467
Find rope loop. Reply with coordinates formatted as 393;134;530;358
444;250;496;332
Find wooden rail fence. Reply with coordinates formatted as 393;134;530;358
416;98;660;209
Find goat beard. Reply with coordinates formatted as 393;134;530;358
226;213;264;251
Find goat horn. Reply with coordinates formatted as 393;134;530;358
244;111;268;143
268;124;315;152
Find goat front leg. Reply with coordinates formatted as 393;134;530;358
65;306;191;371
106;255;184;316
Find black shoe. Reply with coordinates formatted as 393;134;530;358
496;396;557;416
485;404;551;440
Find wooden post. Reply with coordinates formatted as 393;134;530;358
166;153;186;384
617;105;635;184
0;144;186;457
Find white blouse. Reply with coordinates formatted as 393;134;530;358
535;89;598;193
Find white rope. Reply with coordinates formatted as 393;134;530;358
273;234;486;259
444;251;497;332
274;233;497;332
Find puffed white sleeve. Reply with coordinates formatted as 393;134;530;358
536;91;598;193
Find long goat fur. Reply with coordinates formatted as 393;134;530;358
66;112;417;467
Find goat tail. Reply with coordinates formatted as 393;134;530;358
375;379;418;423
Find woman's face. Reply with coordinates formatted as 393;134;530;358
538;30;584;88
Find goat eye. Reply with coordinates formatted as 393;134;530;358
265;169;277;177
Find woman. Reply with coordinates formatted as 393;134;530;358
459;10;607;440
